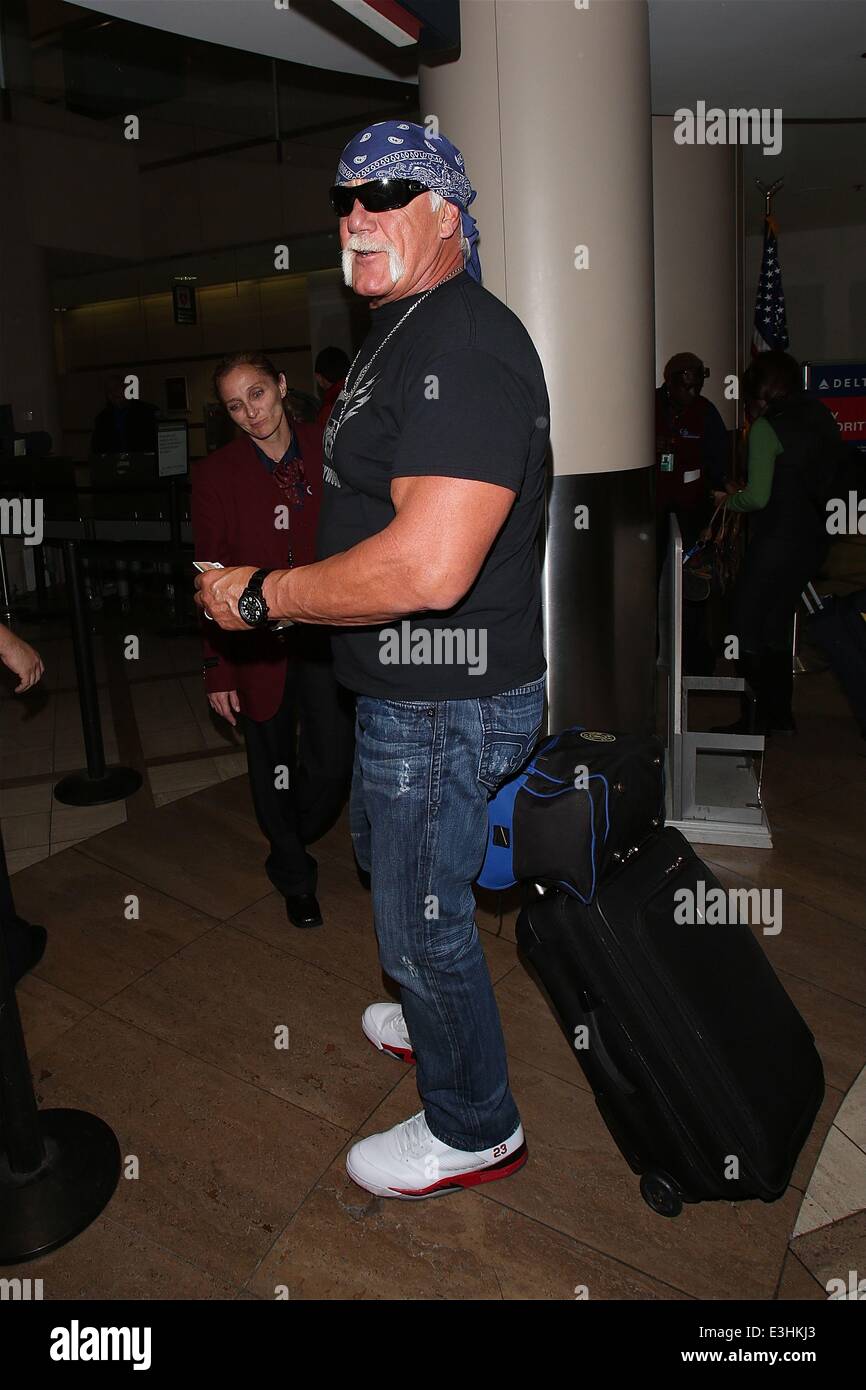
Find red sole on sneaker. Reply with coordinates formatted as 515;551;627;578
363;1032;416;1065
388;1143;528;1198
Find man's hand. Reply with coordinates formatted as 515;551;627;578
195;566;256;630
208;689;240;726
0;630;45;692
199;475;519;631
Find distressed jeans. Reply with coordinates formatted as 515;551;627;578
350;675;546;1151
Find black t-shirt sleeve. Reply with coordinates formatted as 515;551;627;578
391;347;535;492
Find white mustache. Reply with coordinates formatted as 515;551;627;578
341;237;405;288
346;238;392;254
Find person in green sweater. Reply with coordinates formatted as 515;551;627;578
718;414;781;517
711;351;845;735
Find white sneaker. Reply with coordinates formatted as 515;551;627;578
361;1003;416;1064
346;1110;527;1200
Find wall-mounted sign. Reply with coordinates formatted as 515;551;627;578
804;361;866;444
172;282;197;326
329;0;459;51
157;420;188;477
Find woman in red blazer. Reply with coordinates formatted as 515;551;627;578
191;352;354;927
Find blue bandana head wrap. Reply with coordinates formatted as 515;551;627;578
334;120;481;283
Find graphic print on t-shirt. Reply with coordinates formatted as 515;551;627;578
316;269;551;700
323;371;381;464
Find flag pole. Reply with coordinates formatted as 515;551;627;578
755;177;784;219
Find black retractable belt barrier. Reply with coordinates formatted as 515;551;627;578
0;916;121;1263
53;539;142;806
158;476;198;636
0;535;12;626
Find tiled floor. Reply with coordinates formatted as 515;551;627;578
1;616;864;1300
0;624;245;870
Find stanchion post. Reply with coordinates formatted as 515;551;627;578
0;914;123;1263
53;539;142;807
167;477;182;616
158;478;197;636
62;538;106;781
0;925;45;1175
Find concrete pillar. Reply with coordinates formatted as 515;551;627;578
652;119;739;427
420;0;656;732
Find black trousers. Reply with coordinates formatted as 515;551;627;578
240;638;355;900
738;648;794;729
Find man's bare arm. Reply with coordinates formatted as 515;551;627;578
196;475;516;629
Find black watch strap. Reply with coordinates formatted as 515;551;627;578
247;568;270;595
238;568;272;627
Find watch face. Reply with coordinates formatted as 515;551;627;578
238;590;266;626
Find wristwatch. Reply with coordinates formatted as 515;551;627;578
237;568;272;628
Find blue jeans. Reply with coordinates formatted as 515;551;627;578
350;675;546;1151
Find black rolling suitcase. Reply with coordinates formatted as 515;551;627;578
807;587;866;739
515;826;824;1216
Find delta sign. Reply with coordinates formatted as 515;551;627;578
804;362;866;444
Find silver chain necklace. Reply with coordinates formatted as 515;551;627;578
324;262;463;462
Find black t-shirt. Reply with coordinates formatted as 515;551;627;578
316;270;550;699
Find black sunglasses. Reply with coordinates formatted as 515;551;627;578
329;178;430;217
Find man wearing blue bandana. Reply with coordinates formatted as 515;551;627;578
195;120;551;1199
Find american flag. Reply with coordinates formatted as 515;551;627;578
752;215;789;356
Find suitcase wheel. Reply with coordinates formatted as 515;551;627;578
639;1171;683;1219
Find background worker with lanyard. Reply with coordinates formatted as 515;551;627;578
655;351;729;674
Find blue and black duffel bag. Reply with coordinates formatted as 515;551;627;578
477;727;665;903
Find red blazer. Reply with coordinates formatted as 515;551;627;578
190;424;324;723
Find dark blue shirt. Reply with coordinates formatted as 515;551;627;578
252;432;300;475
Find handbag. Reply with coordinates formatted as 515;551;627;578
684;499;743;596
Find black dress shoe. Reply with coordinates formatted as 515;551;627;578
285;893;323;929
